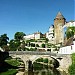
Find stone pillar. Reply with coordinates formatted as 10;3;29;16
28;60;33;71
25;60;28;71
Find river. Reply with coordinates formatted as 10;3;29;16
18;63;68;75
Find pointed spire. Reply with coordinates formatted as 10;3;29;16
55;11;65;19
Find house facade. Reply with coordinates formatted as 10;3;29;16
58;39;75;54
46;25;55;44
23;32;43;40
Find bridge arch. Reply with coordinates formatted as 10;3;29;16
31;55;60;68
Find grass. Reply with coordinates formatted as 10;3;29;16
68;53;75;75
5;59;20;66
0;57;20;75
0;69;17;75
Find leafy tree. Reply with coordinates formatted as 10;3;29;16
14;32;26;41
2;45;9;51
9;39;21;51
18;41;25;51
66;27;75;39
45;38;49;43
41;43;45;48
43;58;48;63
0;34;9;47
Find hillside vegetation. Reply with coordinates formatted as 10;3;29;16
68;53;75;75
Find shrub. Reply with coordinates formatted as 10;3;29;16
41;44;45;48
68;53;75;75
36;58;43;62
43;58;48;63
36;44;39;47
30;43;35;47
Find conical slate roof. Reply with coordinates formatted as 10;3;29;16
55;12;65;19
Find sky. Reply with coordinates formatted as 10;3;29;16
0;0;74;40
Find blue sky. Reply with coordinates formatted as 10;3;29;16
0;0;74;40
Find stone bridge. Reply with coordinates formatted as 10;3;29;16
9;51;72;71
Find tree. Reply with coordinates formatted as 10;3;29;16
41;43;45;48
43;58;48;63
9;39;21;51
14;32;26;41
2;45;9;51
45;38;49;43
0;34;9;47
66;27;75;39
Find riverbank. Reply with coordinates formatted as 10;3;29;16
0;57;20;75
16;71;24;75
68;53;75;75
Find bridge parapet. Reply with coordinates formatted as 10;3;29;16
9;51;59;56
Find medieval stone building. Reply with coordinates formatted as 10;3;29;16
46;12;66;44
54;12;66;44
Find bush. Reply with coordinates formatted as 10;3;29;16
33;62;43;70
43;58;48;63
68;53;75;75
30;43;35;47
36;44;39;47
68;64;75;75
41;44;45;48
36;58;43;62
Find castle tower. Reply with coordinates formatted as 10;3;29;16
54;12;66;44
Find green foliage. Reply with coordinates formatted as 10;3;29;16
49;60;52;64
33;62;43;70
26;39;36;43
0;58;20;75
43;58;48;63
36;58;43;62
2;45;9;51
25;47;30;51
0;34;9;47
47;49;51;51
45;38;49;43
29;48;37;51
71;53;75;64
66;27;75;39
29;39;36;42
9;40;21;51
47;43;57;48
0;69;17;75
36;44;39;47
14;32;25;41
25;47;37;51
30;43;35;47
69;64;75;75
68;53;75;75
5;59;20;66
41;43;45;48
